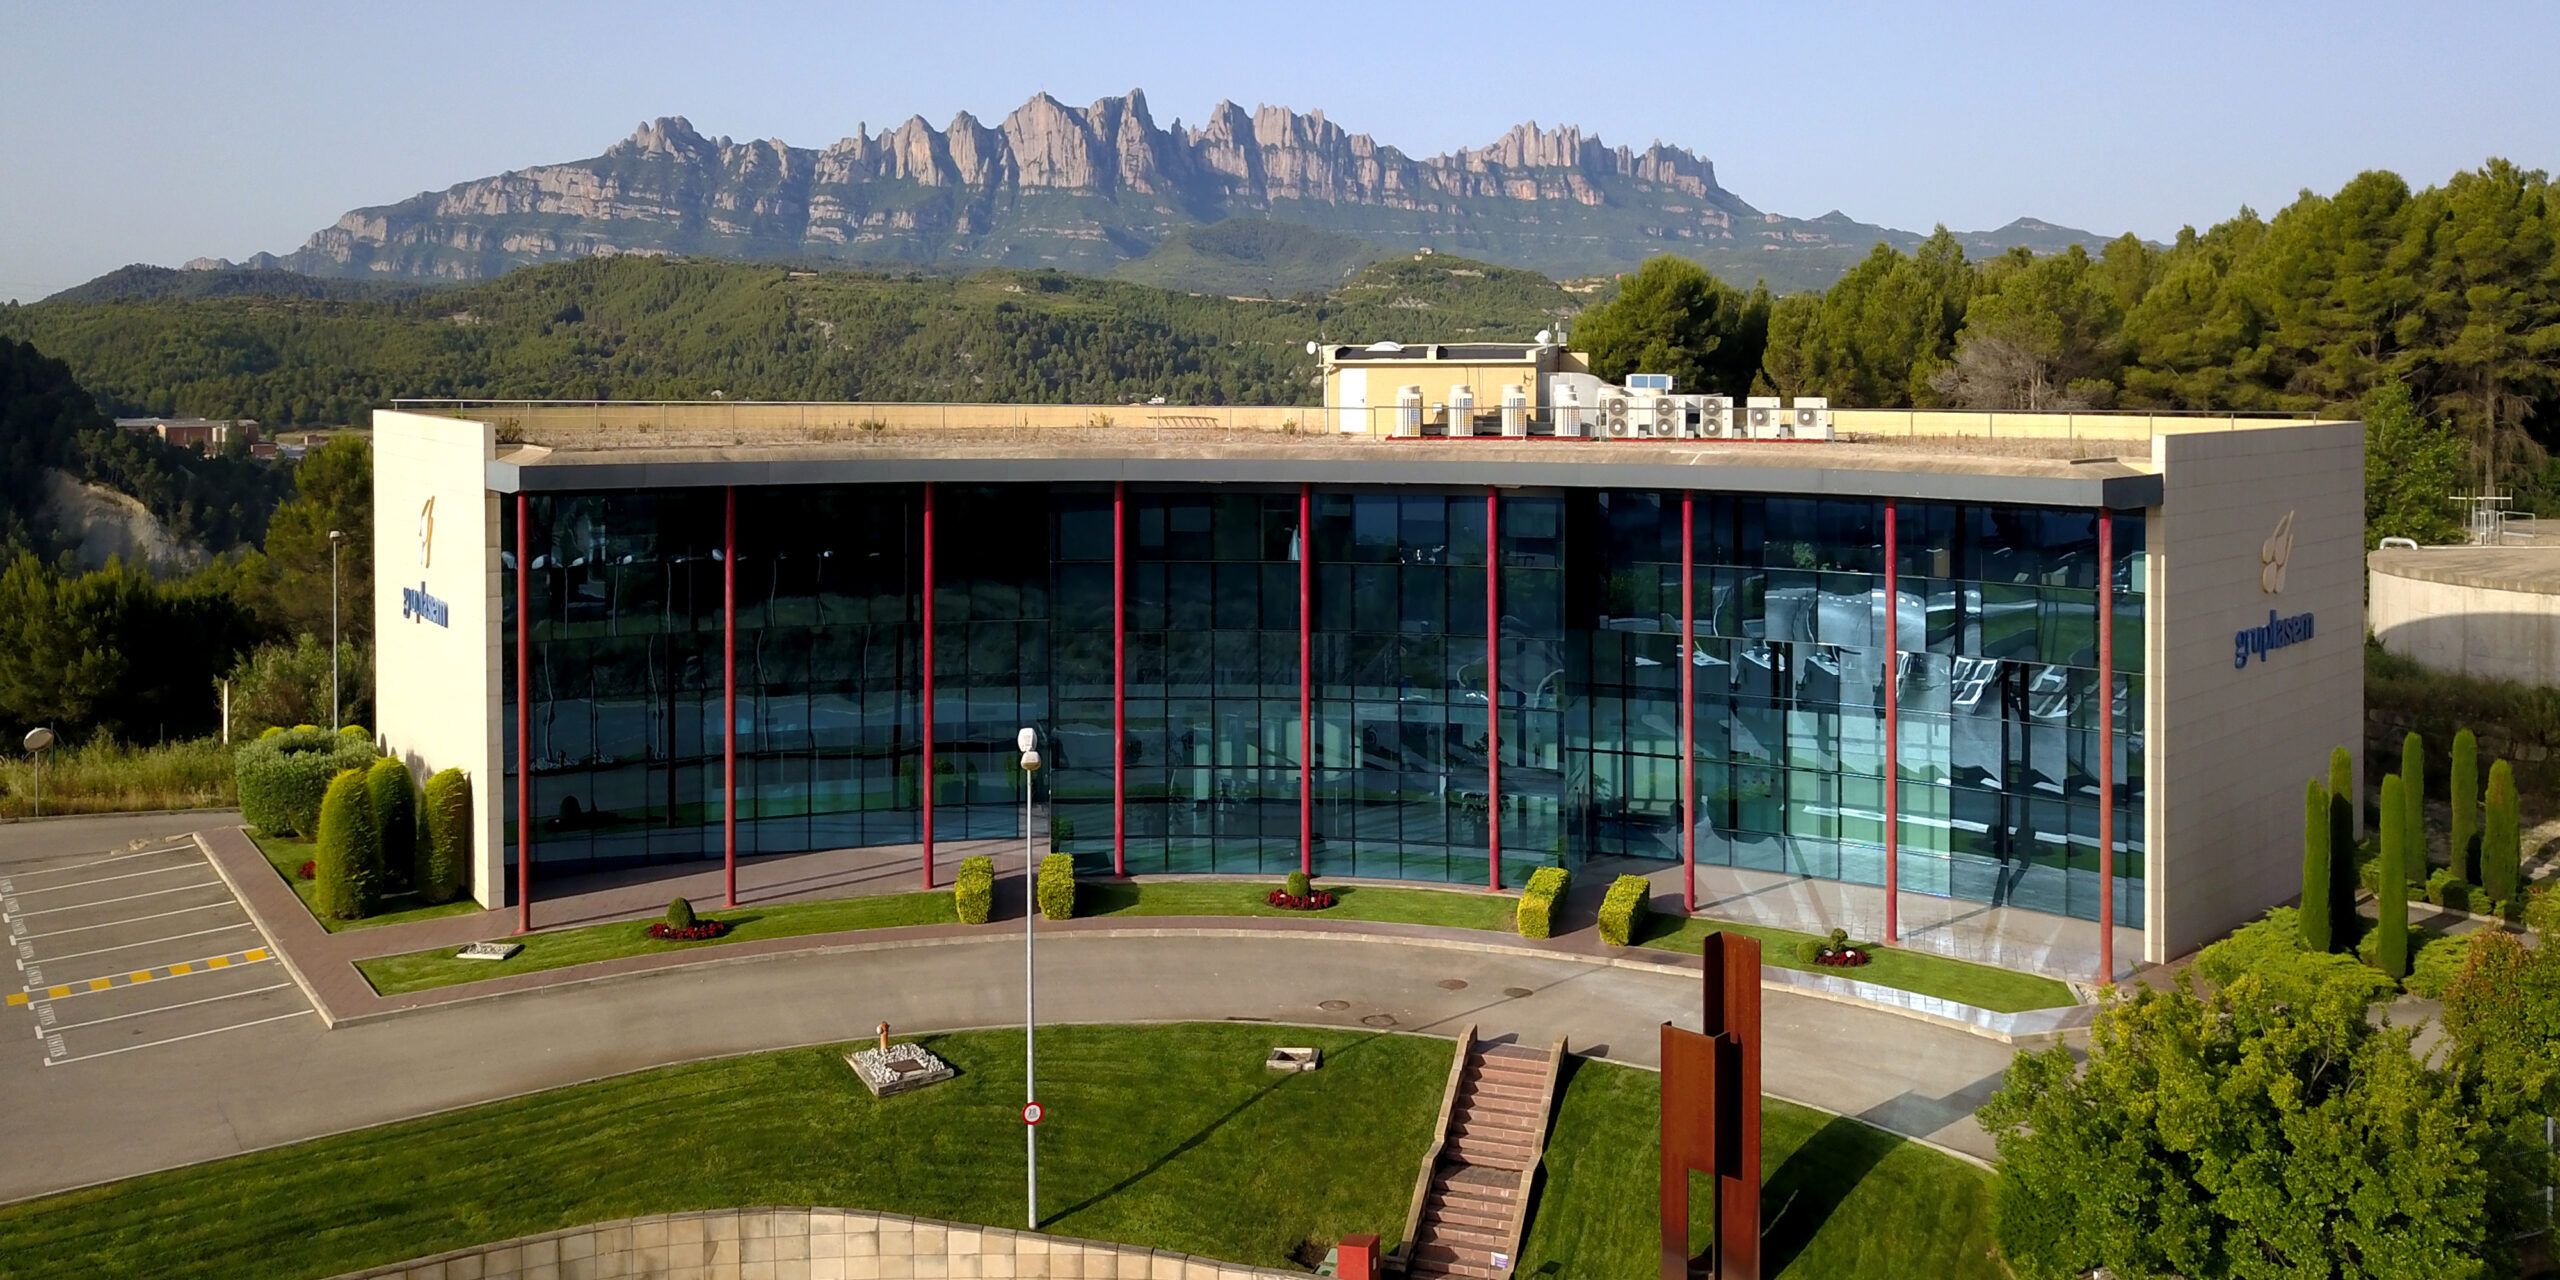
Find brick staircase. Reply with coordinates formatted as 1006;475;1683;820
1399;1034;1562;1279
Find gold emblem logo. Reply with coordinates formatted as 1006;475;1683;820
418;496;436;571
2260;510;2294;595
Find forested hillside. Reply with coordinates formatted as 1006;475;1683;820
0;255;1578;426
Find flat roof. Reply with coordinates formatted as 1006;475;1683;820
2369;546;2560;594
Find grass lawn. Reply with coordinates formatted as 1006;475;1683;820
1083;879;1521;931
0;1025;1445;1280
250;831;481;934
1520;1056;2003;1278
1638;913;2074;1014
0;1025;2002;1280
357;890;957;995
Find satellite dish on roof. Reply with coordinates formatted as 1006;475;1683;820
1305;340;1319;355
1535;329;1552;345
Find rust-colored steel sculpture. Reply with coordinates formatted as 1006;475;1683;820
1661;930;1762;1280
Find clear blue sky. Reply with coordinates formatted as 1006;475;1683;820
4;0;2555;301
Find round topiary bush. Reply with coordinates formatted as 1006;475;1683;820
667;897;698;929
365;759;415;893
416;768;471;905
1285;869;1312;900
235;725;378;838
312;767;380;920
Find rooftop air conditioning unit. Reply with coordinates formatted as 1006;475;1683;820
1791;396;1833;441
1500;385;1528;436
1597;393;1632;438
1554;384;1584;438
1448;384;1476;438
1698;394;1735;439
1745;397;1779;439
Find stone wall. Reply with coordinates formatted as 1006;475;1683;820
328;1207;1306;1280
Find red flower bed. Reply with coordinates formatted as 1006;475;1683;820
297;860;316;881
645;919;731;941
1266;890;1336;911
1812;946;1871;968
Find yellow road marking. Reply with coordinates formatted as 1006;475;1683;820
3;993;22;1007
86;978;110;992
47;985;68;999
17;948;276;1005
167;962;191;976
129;971;153;983
244;948;267;962
207;955;231;968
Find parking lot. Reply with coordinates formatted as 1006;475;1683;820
2;835;312;1067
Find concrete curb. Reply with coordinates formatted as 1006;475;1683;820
0;805;237;826
194;829;335;1027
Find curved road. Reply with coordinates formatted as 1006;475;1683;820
1;927;2018;1203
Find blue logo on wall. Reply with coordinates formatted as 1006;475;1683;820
401;582;451;628
2234;609;2313;668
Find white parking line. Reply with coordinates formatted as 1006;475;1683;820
42;1009;315;1066
7;863;204;896
42;982;297;1034
11;881;222;917
24;922;253;965
17;901;239;940
4;846;196;879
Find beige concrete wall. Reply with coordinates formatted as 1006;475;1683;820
371;410;505;908
1834;409;2333;443
417;402;1321;438
2145;420;2365;962
2369;563;2560;686
328;1207;1305;1280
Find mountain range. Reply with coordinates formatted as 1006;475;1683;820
188;90;2115;296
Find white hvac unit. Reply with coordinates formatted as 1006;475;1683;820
1697;394;1735;438
1499;385;1528;437
1790;396;1834;441
1395;385;1424;438
1554;383;1585;438
1448;384;1476;438
1596;392;1632;438
1744;395;1782;439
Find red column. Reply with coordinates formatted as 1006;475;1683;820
1113;481;1128;878
515;492;532;935
723;486;739;908
1299;485;1314;877
1680;490;1697;915
1485;487;1502;893
920;482;937;889
2097;511;2116;985
1883;502;1900;944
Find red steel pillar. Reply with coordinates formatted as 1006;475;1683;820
1113;482;1128;878
2097;511;2116;985
723;486;739;908
920;482;937;889
1883;502;1900;943
1485;487;1502;893
1680;490;1697;915
515;492;532;935
1299;485;1314;877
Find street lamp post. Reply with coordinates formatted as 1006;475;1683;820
328;529;344;732
23;727;55;818
1017;725;1042;1229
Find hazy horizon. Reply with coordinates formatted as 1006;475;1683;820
5;0;2557;302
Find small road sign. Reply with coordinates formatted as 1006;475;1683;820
1022;1101;1045;1126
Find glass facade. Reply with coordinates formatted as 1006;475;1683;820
503;482;2145;926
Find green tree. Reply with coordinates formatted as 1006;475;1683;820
2439;929;2560;1243
2302;779;2334;952
1570;255;1770;397
2483;759;2520;908
1759;230;1972;405
417;767;470;905
312;766;378;920
257;435;372;644
1981;970;2503;1279
2364;381;2470;546
364;758;414;895
1931;246;2127;410
226;634;373;739
2377;774;2411;981
2449;728;2480;883
2329;745;2360;946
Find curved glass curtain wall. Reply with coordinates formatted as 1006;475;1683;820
502;483;2142;926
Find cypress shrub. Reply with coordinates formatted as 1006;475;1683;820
1516;866;1571;939
1596;874;1651;947
312;767;379;920
2301;778;2333;953
234;725;375;837
416;768;470;904
2484;759;2520;909
953;855;996;925
2326;745;2358;945
2450;728;2480;883
2375;774;2409;981
2401;731;2426;879
1036;853;1076;920
364;759;414;892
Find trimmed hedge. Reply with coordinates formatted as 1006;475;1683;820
2375;774;2410;981
312;767;379;920
235;725;376;837
1596;874;1650;947
1036;853;1076;921
2484;759;2521;908
364;759;414;892
2450;728;2480;882
2326;746;2358;947
666;897;698;929
1516;866;1570;939
2423;868;2470;914
1285;869;1312;900
2301;778;2333;953
954;855;996;925
417;768;470;904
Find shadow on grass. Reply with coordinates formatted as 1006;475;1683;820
1759;1112;1899;1278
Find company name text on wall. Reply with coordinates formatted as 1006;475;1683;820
401;582;451;628
2234;609;2314;668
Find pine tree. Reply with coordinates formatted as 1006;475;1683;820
2401;732;2427;881
2302;778;2333;952
2484;760;2521;910
2450;728;2480;884
2328;745;2360;946
2376;774;2410;981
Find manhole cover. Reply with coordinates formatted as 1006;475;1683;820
1317;999;1351;1011
1503;987;1535;999
1360;1013;1398;1028
1437;978;1469;991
